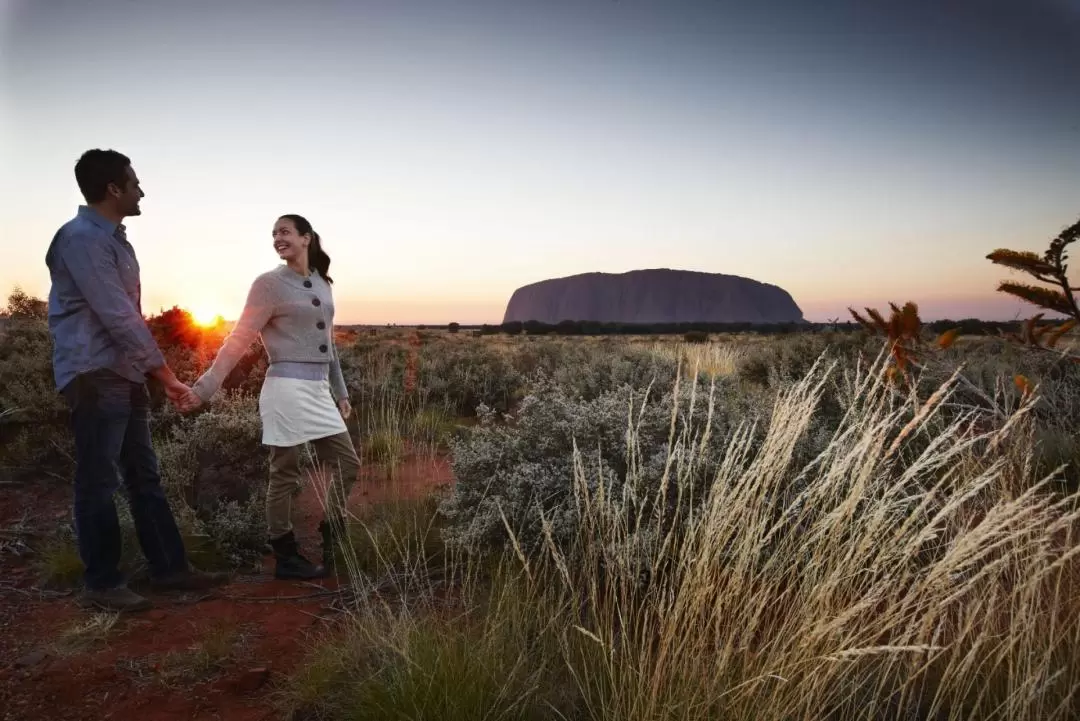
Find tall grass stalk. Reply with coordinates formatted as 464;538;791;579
650;341;743;378
524;352;1080;720
289;351;1079;721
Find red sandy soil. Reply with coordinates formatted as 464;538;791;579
0;456;452;721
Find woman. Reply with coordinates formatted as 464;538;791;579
189;214;359;580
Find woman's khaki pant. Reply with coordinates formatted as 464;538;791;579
266;431;360;540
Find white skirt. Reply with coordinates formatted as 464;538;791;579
259;376;347;447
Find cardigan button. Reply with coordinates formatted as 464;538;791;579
312;298;321;307
303;280;313;288
319;344;328;353
316;321;326;330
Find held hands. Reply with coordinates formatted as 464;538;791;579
338;398;352;420
151;366;203;415
164;379;203;414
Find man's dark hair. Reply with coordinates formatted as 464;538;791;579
74;149;131;204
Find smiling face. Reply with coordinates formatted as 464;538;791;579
272;217;310;263
111;165;144;217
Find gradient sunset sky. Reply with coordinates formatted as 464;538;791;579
2;0;1078;324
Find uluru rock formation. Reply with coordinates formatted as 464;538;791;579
502;269;803;324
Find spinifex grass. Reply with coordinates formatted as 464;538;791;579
345;495;449;584
286;350;1080;721
279;561;573;721
520;353;1080;721
650;340;744;379
52;612;120;657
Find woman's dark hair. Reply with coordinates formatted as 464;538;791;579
279;214;332;284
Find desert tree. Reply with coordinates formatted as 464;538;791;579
5;287;47;321
986;216;1080;355
849;215;1080;396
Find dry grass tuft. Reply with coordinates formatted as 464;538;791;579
651;340;744;378
285;347;1080;720
51;612;120;656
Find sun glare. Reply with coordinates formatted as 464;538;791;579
190;307;224;328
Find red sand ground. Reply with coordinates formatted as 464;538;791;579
0;457;452;721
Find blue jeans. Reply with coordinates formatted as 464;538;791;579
63;370;188;590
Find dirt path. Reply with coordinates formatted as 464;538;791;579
0;457;452;721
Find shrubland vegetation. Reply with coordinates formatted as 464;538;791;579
454;317;1023;337
2;216;1079;719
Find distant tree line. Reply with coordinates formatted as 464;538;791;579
0;286;1028;342
448;318;1025;337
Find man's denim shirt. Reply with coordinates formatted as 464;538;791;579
46;206;165;392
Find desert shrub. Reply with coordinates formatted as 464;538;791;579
36;496;159;587
36;532;85;588
281;563;572;721
516;356;1080;721
417;343;524;416
147;306;268;398
147;306;205;351
441;333;1060;558
547;343;678;401
683;330;709;343
441;372;776;554
736;333;880;388
195;491;267;568
0;315;70;479
0;294;272;481
344;495;449;584
158;394;264;504
447;322;460;334
916;338;1080;488
156;393;267;565
409;407;457;449
847;295;1080;489
293;345;1080;721
339;339;406;406
499;339;681;403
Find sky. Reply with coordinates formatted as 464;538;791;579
2;0;1079;324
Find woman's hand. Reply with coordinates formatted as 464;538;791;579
338;399;352;420
165;380;202;414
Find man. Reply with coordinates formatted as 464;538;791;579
46;149;229;612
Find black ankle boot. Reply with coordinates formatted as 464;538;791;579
269;531;327;580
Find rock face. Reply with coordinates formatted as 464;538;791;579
502;269;803;325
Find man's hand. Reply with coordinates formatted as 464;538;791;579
338;398;352;420
165;380;202;413
150;364;201;413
